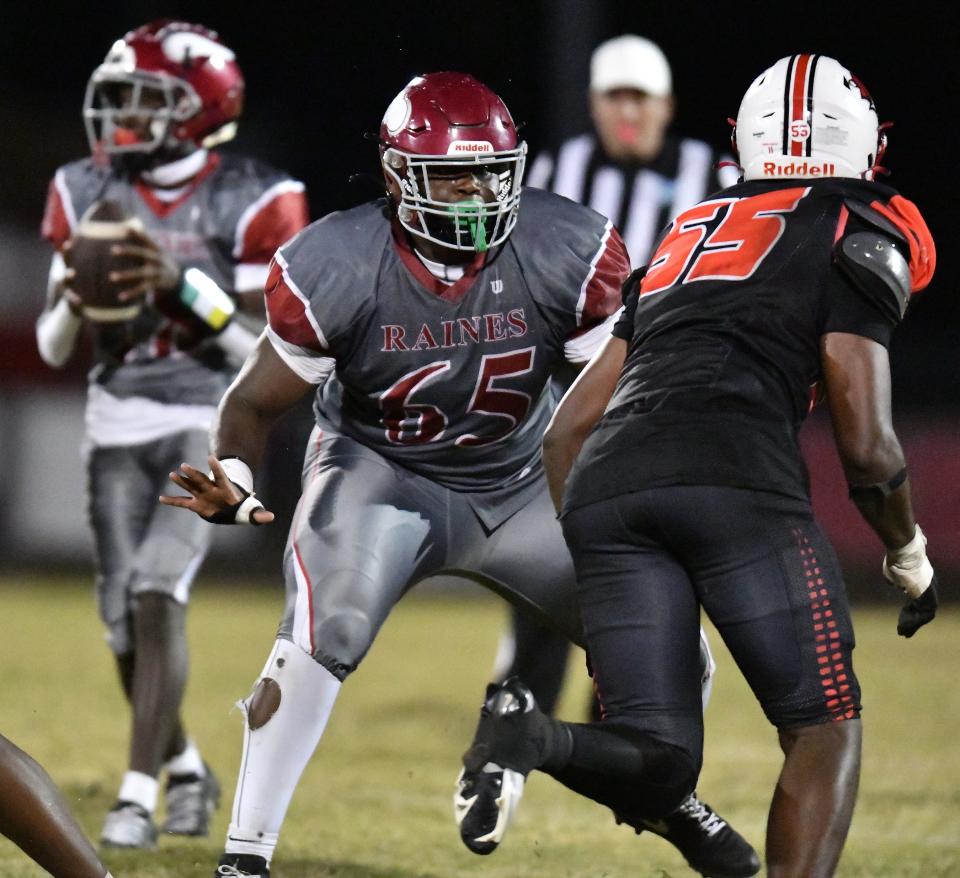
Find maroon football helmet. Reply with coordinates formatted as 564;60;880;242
83;20;244;157
379;72;527;252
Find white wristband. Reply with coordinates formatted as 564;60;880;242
218;457;255;494
882;524;933;599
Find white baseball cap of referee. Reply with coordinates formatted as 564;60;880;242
590;35;673;97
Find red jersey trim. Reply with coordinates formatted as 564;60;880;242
869;195;936;292
390;218;486;304
789;54;813;158
264;253;329;353
833;204;849;243
41;171;76;249
133;152;222;219
575;223;631;327
233;182;309;263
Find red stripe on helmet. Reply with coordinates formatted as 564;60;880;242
790;54;812;157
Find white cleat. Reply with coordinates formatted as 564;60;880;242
100;801;157;849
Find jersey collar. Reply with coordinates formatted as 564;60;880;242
134;152;221;219
391;217;487;304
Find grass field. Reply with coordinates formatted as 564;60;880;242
0;575;957;877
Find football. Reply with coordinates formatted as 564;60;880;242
64;200;148;322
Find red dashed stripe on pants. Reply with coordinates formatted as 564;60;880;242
794;528;857;722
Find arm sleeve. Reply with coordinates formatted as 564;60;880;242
36;254;82;367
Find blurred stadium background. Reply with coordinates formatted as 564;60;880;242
1;1;957;586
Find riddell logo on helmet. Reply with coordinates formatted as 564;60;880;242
763;161;836;176
447;141;494;154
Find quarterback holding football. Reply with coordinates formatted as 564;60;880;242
36;19;308;850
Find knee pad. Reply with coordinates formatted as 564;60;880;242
243;639;340;732
604;725;699;820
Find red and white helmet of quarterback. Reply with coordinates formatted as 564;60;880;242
83;20;244;156
379;72;527;253
734;55;887;181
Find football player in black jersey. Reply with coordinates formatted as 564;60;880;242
461;55;938;877
498;31;739;722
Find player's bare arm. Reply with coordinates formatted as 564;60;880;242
543;336;627;512
822;330;937;636
822;332;913;547
160;334;315;524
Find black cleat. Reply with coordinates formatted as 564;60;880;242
454;677;546;855
640;792;760;878
215;853;270;877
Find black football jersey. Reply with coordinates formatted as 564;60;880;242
563;177;936;513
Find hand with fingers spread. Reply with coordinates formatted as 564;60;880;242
160;455;275;525
109;228;182;302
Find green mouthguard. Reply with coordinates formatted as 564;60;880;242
448;199;488;252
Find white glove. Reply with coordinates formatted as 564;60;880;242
882;524;934;599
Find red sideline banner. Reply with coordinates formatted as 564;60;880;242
802;411;959;573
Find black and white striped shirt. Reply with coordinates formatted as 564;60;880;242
527;133;739;268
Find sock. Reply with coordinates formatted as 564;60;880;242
223;639;341;865
165;740;205;778
118;770;159;813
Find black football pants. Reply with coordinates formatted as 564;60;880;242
560;485;861;789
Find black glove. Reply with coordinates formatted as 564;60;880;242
897;573;939;638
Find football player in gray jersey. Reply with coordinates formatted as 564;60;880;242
161;73;756;878
36;21;308;850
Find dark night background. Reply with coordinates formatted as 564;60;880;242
0;1;956;575
3;0;958;406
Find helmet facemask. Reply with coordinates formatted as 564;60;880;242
83;69;202;159
382;144;526;253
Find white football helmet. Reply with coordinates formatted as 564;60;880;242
734;55;886;181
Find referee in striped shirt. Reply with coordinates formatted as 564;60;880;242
498;34;739;715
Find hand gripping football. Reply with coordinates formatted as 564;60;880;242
63;200;148;322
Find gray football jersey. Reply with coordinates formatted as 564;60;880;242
42;153;307;406
266;189;629;502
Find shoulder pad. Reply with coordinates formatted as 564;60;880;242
836;232;911;318
843;198;908;246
